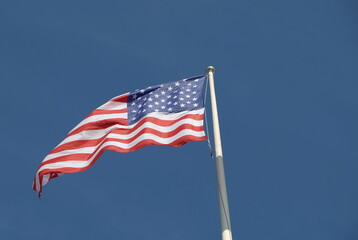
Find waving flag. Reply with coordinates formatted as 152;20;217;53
33;75;207;196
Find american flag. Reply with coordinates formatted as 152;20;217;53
33;75;207;196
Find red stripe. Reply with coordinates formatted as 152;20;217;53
111;95;128;102
129;114;204;127
88;109;127;117
67;113;203;137
68;118;128;136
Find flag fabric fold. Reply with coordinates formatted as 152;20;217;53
33;75;207;196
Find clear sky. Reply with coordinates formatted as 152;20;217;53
1;0;357;239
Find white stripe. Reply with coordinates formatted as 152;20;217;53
44;146;96;162
42;174;50;185
97;101;127;110
97;95;128;110
140;109;204;120
37;129;206;174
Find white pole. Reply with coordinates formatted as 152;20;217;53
206;66;233;240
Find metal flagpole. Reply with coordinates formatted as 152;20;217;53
206;66;233;240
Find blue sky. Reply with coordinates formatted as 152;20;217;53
1;0;357;239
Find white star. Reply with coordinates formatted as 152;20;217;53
167;95;171;98
160;84;164;87
155;94;159;98
188;83;192;86
143;109;146;112
168;86;173;91
193;103;198;107
132;117;136;120
173;96;178;99
193;85;197;88
174;102;178;105
179;97;184;101
192;97;198;101
155;109;159;112
161;99;165;103
180;103;185;107
155;101;159;105
132;110;137;113
161;91;166;95
180;91;184;94
161;106;165;109
131;102;136;106
167;101;172;105
186;89;191;92
148;97;153;101
175;82;180;86
186;95;190;98
140;89;145;93
149;104;153;108
192;91;197;94
187;101;191;104
194;79;199;82
168;108;172;111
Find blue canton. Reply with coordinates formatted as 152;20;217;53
127;75;206;125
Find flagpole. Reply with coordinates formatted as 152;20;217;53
206;66;233;240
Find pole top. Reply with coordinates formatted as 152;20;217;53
206;66;215;73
